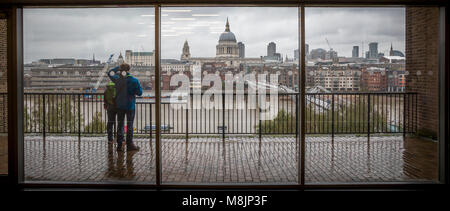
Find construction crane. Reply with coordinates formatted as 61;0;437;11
325;38;333;51
91;53;114;93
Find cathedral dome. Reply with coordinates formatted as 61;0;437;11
216;18;239;58
218;18;236;43
219;31;236;42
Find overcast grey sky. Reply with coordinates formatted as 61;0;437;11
23;7;404;63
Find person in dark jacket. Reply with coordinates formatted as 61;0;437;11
104;81;117;144
108;63;143;152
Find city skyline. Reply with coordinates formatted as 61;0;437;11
24;7;405;63
27;38;405;64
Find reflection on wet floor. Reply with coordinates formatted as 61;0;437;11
0;134;7;175
105;144;138;180
306;136;438;182
23;135;437;183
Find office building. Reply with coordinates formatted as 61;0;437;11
368;42;378;59
267;42;276;57
238;42;245;58
352;46;359;58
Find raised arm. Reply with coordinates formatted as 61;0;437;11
107;66;120;83
134;78;142;96
136;79;143;96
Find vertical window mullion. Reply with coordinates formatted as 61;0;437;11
298;5;306;186
155;4;161;187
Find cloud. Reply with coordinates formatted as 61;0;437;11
305;7;405;57
24;8;156;63
23;7;405;63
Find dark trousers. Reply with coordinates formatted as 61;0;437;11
117;109;136;146
106;107;117;142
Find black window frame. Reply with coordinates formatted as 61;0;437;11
0;0;447;190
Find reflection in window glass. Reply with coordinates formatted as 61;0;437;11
23;8;156;183
305;7;438;183
160;7;299;184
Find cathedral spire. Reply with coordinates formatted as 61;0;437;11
225;17;230;32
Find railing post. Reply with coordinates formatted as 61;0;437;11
403;93;406;137
331;94;335;140
414;93;417;134
259;101;262;143
185;101;188;143
78;94;81;142
42;94;46;143
222;92;225;143
367;93;371;141
150;103;152;141
295;94;298;139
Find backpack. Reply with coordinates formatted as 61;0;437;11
104;81;116;105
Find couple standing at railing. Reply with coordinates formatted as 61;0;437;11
104;63;143;152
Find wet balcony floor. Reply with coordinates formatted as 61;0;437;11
0;134;7;175
14;135;438;183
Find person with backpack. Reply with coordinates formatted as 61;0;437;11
104;81;117;145
107;63;143;152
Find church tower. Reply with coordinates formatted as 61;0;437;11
117;52;124;64
181;40;191;61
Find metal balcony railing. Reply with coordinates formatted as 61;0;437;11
0;92;417;139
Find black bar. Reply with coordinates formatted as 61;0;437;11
7;6;24;185
185;103;188;142
42;94;45;142
331;94;335;139
150;103;152;141
259;101;262;142
222;92;225;143
403;93;406;136
299;5;305;186
295;94;298;139
78;94;81;141
154;5;161;186
368;94;370;140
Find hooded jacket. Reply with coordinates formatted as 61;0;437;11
107;66;143;110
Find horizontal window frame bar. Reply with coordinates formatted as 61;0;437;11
18;181;442;190
1;0;448;7
15;4;445;8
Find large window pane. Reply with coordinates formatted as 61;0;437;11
17;5;442;186
160;7;299;184
23;8;156;183
305;7;438;183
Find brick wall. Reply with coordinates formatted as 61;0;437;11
0;18;7;133
405;7;439;139
0;18;7;175
0;19;6;92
